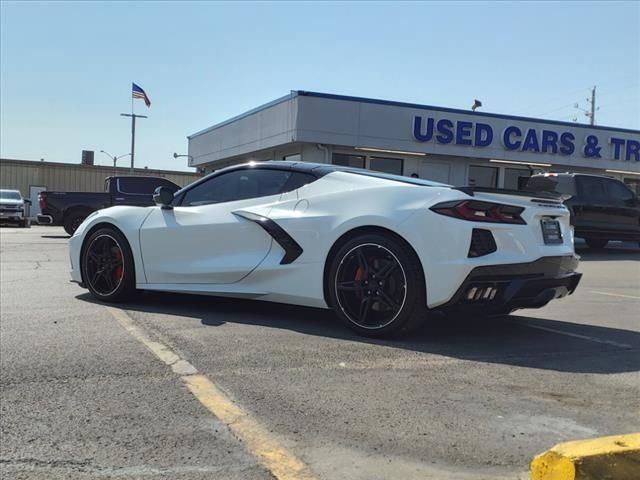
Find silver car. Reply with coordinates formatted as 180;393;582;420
0;189;31;227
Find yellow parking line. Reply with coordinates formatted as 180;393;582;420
105;306;317;480
590;291;640;300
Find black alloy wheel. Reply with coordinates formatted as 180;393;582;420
82;228;135;302
335;243;407;329
327;233;428;338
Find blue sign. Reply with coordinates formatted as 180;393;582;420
413;116;640;161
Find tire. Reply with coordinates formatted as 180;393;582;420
585;238;608;249
64;211;90;236
82;227;136;302
326;233;428;338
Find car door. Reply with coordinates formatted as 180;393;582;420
575;175;610;233
601;178;640;236
139;167;293;284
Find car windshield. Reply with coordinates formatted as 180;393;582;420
0;191;21;200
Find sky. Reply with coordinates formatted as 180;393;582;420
1;1;639;172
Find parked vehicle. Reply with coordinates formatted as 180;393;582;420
38;176;180;235
69;161;581;338
0;189;31;227
526;173;640;248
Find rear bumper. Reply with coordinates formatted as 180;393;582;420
435;255;582;314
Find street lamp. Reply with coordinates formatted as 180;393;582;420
100;150;131;176
173;152;193;160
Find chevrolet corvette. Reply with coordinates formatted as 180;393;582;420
69;161;582;337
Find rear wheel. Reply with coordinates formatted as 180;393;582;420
64;211;90;236
82;227;136;302
327;233;428;338
585;238;608;249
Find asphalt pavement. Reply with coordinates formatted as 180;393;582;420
1;226;639;480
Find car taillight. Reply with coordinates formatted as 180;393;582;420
38;192;47;210
430;200;526;225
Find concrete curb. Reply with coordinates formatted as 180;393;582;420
530;433;640;480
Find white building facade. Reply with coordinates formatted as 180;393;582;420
188;91;640;192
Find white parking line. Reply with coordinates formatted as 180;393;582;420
590;291;640;301
522;323;633;349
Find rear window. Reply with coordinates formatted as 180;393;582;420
526;175;576;196
118;177;178;195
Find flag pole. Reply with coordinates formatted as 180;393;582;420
121;83;147;174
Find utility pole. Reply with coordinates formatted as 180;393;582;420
573;86;598;125
120;113;147;173
588;86;596;126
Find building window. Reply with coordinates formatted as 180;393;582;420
369;157;403;175
332;153;365;168
504;168;532;190
468;165;498;188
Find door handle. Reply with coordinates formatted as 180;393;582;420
115;197;125;201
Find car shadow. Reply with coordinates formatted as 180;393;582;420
40;235;70;239
576;247;640;262
575;240;640;261
77;291;640;375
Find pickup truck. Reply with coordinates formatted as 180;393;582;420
526;172;640;248
38;176;180;235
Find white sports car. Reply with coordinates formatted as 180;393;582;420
69;161;581;337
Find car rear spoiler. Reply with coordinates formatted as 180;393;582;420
452;186;570;203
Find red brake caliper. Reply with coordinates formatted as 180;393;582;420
354;265;367;297
113;249;124;280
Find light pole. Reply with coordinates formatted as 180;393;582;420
100;150;131;176
173;152;193;161
120;113;147;173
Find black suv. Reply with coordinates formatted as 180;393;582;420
526;173;640;249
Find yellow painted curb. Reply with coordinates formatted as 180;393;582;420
530;433;640;480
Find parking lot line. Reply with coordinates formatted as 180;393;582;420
522;323;633;349
105;306;317;480
590;291;640;301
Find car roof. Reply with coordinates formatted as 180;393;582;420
211;160;448;187
0;189;21;193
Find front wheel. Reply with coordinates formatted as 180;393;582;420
82;227;136;302
327;233;428;338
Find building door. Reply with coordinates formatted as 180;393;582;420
29;186;47;218
420;162;450;183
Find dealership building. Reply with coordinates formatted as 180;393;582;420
188;91;640;192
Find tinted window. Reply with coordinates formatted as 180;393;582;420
578;176;606;202
468;166;498;188
181;169;291;206
282;172;317;192
118;177;178;195
369;157;403;175
526;175;576;195
504;168;532;190
332;153;365;169
604;179;634;201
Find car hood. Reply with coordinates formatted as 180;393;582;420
0;199;24;206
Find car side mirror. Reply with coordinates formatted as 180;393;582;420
153;186;174;209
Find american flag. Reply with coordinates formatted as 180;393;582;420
132;82;151;107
